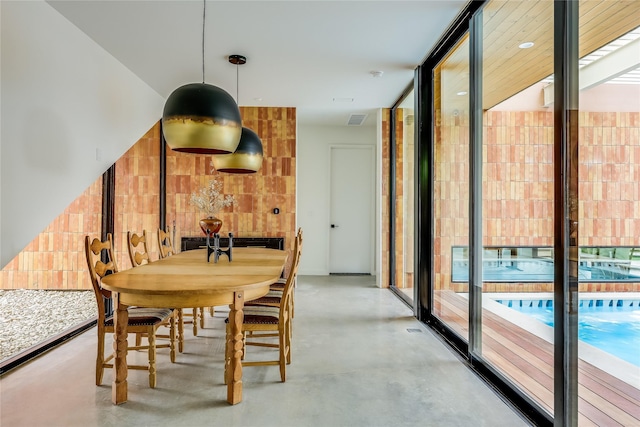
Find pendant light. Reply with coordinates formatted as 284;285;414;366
211;55;264;174
162;0;242;154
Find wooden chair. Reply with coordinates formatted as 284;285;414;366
127;230;183;351
224;230;301;383
84;233;176;388
158;228;206;339
126;230;151;267
248;228;303;318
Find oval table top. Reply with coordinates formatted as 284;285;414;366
101;247;288;308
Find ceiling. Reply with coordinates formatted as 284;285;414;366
437;0;640;111
47;0;468;128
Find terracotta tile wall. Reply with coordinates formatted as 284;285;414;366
434;110;640;293
166;106;298;268
0;180;102;290
394;112;405;289
113;124;162;271
403;113;415;289
380;109;391;288
1;106;297;289
434;109;470;294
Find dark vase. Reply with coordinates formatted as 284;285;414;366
199;217;222;236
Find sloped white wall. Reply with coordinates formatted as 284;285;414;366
0;1;164;268
297;123;381;278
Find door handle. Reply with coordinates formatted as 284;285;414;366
331;224;339;228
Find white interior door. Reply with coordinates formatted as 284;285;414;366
329;145;374;274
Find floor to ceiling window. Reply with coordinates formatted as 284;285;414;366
480;0;556;416
577;3;640;424
414;0;640;424
432;35;470;340
391;89;416;304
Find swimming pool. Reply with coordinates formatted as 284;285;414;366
495;299;640;367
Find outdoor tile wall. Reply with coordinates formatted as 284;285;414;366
113;124;162;271
0;180;102;289
380;109;391;288
1;106;297;289
435;110;640;293
394;112;405;289
434;109;470;294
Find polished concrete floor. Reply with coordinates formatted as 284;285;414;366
0;275;530;427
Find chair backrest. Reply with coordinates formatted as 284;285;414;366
127;230;151;267
158;228;175;259
85;233;118;322
280;231;302;321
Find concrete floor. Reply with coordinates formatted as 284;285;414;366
0;275;530;427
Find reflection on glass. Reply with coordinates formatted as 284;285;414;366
393;90;415;301
480;0;555;416
433;35;470;339
578;2;640;421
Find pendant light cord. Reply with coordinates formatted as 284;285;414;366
236;62;239;103
202;0;206;84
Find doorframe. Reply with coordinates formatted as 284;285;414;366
327;144;376;275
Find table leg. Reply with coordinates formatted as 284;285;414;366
112;292;128;404
227;291;245;405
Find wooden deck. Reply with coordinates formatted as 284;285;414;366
435;290;640;426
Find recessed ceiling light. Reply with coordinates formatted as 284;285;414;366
333;97;354;103
370;70;384;78
253;97;263;101
457;91;468;96
519;41;535;49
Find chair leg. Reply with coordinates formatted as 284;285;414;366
177;309;184;353
169;313;176;363
96;327;105;385
286;318;292;365
192;308;199;336
148;330;157;388
279;326;286;382
209;306;215;317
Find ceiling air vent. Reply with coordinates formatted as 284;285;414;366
347;113;368;126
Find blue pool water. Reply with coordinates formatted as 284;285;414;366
498;301;640;367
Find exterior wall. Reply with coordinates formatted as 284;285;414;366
1;107;297;289
113;125;162;271
434;108;470;294
0;180;102;290
435;109;640;293
380;109;391;288
394;112;405;289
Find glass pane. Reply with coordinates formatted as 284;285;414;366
433;35;470;339
480;0;554;416
0;180;101;363
578;1;640;424
393;89;415;302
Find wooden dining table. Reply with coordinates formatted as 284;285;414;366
100;247;288;405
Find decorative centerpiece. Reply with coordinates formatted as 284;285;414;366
189;178;235;236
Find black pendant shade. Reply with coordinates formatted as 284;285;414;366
162;83;242;154
212;127;264;173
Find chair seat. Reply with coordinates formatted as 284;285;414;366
270;279;286;289
225;305;280;325
105;308;173;327
245;295;281;306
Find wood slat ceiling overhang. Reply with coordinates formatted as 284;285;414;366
437;0;640;111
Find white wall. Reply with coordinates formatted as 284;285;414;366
0;1;164;268
297;123;380;278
